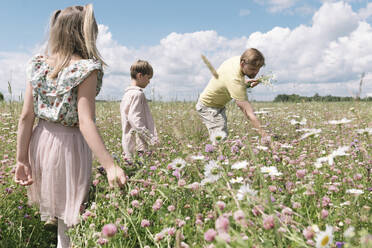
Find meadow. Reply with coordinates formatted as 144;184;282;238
0;100;371;248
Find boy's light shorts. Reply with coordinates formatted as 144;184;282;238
196;101;228;144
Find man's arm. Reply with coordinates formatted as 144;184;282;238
235;100;268;138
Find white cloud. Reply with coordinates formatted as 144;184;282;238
255;0;299;13
1;1;372;101
358;2;372;20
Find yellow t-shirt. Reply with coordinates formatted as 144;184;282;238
199;56;247;108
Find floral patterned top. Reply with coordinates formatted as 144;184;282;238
26;54;103;127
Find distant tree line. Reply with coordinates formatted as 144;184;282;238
274;93;372;102
0;91;3;101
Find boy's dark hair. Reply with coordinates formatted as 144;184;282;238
130;60;153;79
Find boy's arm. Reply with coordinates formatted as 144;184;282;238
235;100;269;138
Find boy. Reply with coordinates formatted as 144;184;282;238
120;60;157;161
196;48;270;145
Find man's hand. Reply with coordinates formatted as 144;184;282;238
245;79;260;88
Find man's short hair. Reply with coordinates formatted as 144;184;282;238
240;48;265;67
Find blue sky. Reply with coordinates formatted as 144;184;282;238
1;0;372;100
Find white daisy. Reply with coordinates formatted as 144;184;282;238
236;183;257;200
190;155;205;160
260;166;282;176
280;144;293;149
356;127;372;135
256;145;268;151
201;160;222;185
169;158;187;170
231;160;248;170
254;110;270;114
327;118;352;125
315;225;333;248
290;118;307;125
230;177;244;184
346;189;364;195
210;131;227;144
344;226;355;238
299;129;322;140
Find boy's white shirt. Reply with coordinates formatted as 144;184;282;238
120;86;157;159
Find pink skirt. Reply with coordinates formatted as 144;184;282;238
27;119;92;227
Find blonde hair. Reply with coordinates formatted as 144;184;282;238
46;4;106;78
240;48;265;67
130;60;153;79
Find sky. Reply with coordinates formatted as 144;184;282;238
1;0;372;101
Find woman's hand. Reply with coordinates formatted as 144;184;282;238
14;162;33;186
106;165;127;188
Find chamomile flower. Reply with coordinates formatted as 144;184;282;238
168;158;187;170
346;189;364;195
236;183;257;200
257;73;275;88
201;160;222;185
327;118;352;125
210;131;227;144
260;166;282;176
231;160;248;170
315;225;333;248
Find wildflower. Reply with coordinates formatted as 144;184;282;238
231;160;248;170
101;223;117;238
190;155;205;160
231;145;240;154
204;229;217;242
141;219;150;227
256;145;268;151
356;127;372;134
236;183;257;200
303;226;315;240
167;205;176;212
296;169;306;179
322;196;331;207
205;144;215;153
344;226;355;238
260;166;282;176
290;118;307;125
131;200;140;208
152;199;163;211
168;158;187;170
263;215;275;230
327;118;352;125
315;225;333;248
187;182;200;190
215;216;229;233
201;160;222;185
230;177;243;184
97;238;108;245
154;232;164;242
210;131;226;144
178;179;186;187
216;201;226;211
298;128;322;140
233;210;245;222
321;209;329;219
218;232;231;243
346;189;363;195
257;73;275;87
130;189;139;196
